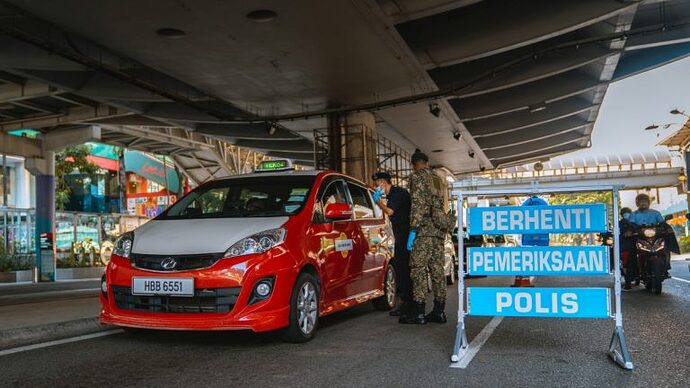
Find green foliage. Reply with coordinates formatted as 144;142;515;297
548;191;612;206
548;191;613;246
679;236;690;254
55;145;99;211
0;254;33;272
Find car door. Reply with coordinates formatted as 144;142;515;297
309;178;359;304
345;181;387;294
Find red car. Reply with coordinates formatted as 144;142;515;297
99;163;396;342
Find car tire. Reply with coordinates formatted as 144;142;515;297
373;264;396;311
281;272;320;343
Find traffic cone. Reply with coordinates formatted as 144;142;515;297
511;276;534;287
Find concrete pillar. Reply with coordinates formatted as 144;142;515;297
326;112;378;182
14;159;31;208
29;153;56;281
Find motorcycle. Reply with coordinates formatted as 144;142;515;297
634;224;669;294
598;231;614;271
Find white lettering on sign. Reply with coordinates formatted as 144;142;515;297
480;208;593;232
472;249;605;274
495;292;580;314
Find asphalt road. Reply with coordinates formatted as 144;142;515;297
1;274;689;388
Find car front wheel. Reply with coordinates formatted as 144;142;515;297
373;264;396;310
281;272;319;343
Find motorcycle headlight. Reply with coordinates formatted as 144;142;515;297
636;240;651;252
643;228;656;238
113;232;134;258
224;228;286;259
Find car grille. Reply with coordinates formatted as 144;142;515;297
130;253;223;272
112;286;240;313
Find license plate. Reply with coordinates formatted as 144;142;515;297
132;277;194;297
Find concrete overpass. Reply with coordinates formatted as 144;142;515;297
1;0;690;176
456;150;686;191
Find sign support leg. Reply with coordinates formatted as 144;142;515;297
608;187;633;370
451;194;469;363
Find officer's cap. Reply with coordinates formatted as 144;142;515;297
371;172;392;182
411;148;429;163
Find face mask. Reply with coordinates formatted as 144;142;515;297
623;213;631;220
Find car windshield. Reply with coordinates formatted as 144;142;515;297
158;175;316;219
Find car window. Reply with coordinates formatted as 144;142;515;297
313;179;350;223
178;187;230;217
347;182;375;219
159;176;315;219
321;181;349;208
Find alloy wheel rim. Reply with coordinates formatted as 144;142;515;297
385;267;396;307
297;282;317;335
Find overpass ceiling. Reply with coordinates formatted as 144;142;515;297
1;0;690;175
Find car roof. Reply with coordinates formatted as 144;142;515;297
206;169;371;188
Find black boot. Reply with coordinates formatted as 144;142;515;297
425;300;447;323
389;301;405;317
399;302;426;324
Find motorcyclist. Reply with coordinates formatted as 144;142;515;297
627;193;673;279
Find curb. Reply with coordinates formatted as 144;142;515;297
0;317;114;350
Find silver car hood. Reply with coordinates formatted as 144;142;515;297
131;217;289;255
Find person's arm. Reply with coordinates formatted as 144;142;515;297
409;174;428;231
376;198;395;217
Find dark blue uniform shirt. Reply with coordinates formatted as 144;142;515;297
386;186;411;236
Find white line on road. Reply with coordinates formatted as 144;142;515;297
450;316;504;369
671;276;690;284
0;329;123;357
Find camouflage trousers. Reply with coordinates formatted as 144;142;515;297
410;235;446;304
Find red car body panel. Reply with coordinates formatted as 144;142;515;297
99;171;393;332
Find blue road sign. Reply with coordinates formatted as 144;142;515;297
467;246;610;276
467;287;610;318
469;204;607;235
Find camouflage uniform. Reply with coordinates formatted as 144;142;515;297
409;167;447;304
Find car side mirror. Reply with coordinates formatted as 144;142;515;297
324;203;352;220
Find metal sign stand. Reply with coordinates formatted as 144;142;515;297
450;185;633;370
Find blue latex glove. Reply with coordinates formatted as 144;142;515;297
372;187;384;202
407;230;417;251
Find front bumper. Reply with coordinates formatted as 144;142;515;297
100;248;297;332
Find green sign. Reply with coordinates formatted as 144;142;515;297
257;159;291;171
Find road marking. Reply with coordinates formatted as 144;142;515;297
450;316;504;369
671;276;690;284
0;329;123;357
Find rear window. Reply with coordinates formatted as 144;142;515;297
158;176;316;219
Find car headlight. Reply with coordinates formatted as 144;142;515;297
224;228;286;258
643;228;656;238
113;232;133;258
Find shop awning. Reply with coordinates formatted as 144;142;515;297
124;150;180;193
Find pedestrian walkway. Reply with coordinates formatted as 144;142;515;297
0;280;107;350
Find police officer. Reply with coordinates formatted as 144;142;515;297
400;149;447;325
372;171;412;318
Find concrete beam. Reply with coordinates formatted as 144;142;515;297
431;44;616;96
485;130;591;161
0;104;133;131
466;96;595;138
476;116;591;150
0;131;42;159
457;167;684;191
0;80;58;103
379;0;482;24
396;0;635;67
450;70;603;121
42;125;101;151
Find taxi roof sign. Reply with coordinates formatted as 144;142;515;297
255;159;294;172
